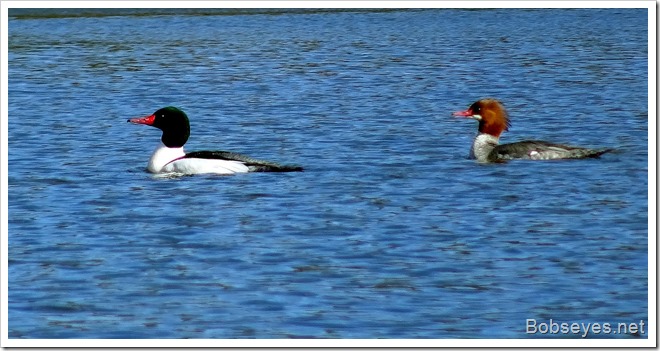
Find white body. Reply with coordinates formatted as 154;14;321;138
470;133;499;162
147;143;249;175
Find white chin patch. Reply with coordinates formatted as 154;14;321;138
472;114;482;121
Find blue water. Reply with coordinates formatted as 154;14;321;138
8;8;648;339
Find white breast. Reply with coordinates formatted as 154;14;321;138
147;143;186;173
470;133;500;162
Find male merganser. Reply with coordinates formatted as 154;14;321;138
452;98;612;162
128;106;303;174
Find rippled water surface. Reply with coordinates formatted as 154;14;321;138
8;8;648;339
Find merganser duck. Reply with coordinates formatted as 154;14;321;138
452;98;612;162
128;107;303;174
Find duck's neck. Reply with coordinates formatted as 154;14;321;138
147;142;186;173
470;133;499;162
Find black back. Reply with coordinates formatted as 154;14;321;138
184;150;303;172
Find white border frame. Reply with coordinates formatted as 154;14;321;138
2;1;656;348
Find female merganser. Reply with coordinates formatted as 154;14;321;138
452;98;612;163
128;107;303;174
